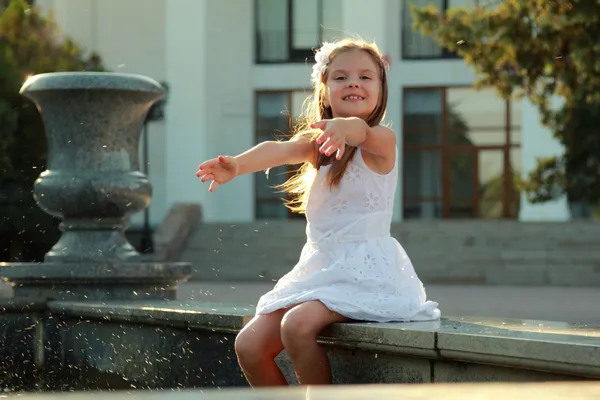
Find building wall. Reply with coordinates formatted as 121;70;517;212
164;0;255;223
36;0;169;228
33;0;569;225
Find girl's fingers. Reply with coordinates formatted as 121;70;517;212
198;159;218;170
321;139;343;157
311;120;330;132
319;137;335;153
197;168;212;178
316;133;329;145
209;181;220;192
200;174;214;183
317;127;337;145
319;135;331;145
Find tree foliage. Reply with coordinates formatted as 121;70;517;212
411;0;600;205
0;0;105;261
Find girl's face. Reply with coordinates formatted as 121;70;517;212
324;49;381;120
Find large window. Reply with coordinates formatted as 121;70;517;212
402;0;491;59
403;87;521;219
254;91;312;219
255;0;342;63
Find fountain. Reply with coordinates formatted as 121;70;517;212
0;72;191;301
2;72;599;399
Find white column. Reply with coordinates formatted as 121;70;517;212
519;97;570;221
342;0;388;49
201;0;255;222
165;0;212;214
34;0;56;17
165;0;255;223
36;0;95;48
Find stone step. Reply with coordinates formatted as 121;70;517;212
180;221;600;286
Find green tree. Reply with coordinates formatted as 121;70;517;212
0;0;104;261
410;0;600;209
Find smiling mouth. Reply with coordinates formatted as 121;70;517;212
343;95;365;101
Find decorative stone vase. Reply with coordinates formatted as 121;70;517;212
0;72;191;301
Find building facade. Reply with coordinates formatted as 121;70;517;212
34;0;571;227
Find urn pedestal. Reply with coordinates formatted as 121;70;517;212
0;72;191;301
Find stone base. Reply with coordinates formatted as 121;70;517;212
0;261;191;301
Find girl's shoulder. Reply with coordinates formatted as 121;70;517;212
354;147;398;176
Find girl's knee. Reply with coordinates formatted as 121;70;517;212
280;302;348;354
280;308;318;351
235;329;267;359
235;329;269;371
234;316;283;367
234;330;255;360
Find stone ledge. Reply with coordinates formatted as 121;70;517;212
48;300;251;332
0;298;48;312
47;301;600;380
434;317;600;378
5;382;600;399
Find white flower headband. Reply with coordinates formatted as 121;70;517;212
311;42;337;86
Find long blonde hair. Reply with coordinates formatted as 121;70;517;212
276;38;389;214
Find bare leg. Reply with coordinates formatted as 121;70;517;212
235;308;288;387
280;301;349;385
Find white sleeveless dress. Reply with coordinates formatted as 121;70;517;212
255;148;441;323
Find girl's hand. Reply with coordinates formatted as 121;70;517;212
311;117;367;160
310;119;347;160
195;155;239;192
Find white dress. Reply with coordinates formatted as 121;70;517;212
256;148;441;323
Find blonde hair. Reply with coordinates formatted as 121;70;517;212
276;38;389;214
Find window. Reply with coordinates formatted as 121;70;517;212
403;87;521;219
254;90;312;219
255;0;342;63
402;0;484;59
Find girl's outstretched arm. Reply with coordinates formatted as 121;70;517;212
196;135;315;192
234;135;315;176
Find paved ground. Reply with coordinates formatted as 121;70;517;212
2;281;598;325
177;281;600;325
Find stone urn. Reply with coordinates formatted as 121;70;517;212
0;72;191;301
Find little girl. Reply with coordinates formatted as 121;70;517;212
196;38;440;387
